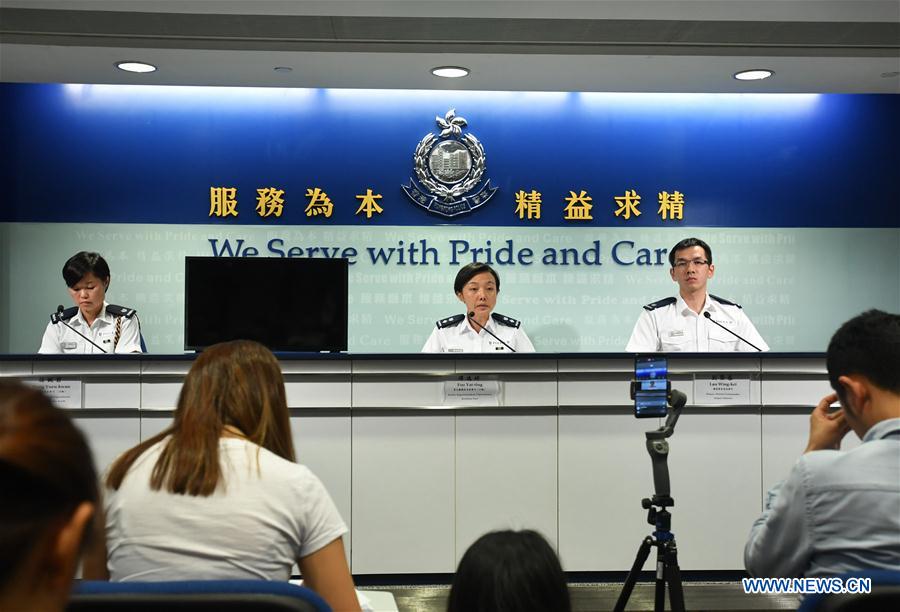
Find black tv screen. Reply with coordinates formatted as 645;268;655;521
184;257;348;352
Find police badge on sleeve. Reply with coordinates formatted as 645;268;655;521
402;109;498;218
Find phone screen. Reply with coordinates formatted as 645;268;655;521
634;356;669;418
635;356;667;380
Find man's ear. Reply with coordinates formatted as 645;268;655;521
837;375;870;414
48;502;95;591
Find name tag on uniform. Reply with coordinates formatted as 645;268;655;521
669;330;684;337
61;341;78;349
488;338;510;351
448;348;464;353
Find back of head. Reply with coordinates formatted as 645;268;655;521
107;339;295;496
826;309;900;399
0;381;98;595
448;529;570;612
62;251;110;288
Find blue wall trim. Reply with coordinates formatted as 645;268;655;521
1;84;898;227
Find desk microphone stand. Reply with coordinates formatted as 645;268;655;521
614;389;687;612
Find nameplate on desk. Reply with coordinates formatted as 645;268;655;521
694;374;750;405
443;376;501;407
24;378;83;409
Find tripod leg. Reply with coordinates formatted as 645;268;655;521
663;540;686;612
654;548;666;612
614;536;654;612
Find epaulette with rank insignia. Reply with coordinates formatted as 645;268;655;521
106;304;138;318
710;295;742;309
491;312;521;328
436;314;465;329
642;297;676;311
51;306;79;323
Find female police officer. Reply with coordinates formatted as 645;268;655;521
421;262;535;353
39;251;143;354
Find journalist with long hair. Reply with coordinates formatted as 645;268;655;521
83;340;360;611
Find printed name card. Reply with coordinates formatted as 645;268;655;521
443;376;501;407
694;374;750;406
24;378;83;409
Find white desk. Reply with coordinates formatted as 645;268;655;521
2;353;832;574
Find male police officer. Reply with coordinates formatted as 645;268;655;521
625;237;768;352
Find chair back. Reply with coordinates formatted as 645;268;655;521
67;580;331;612
797;570;900;612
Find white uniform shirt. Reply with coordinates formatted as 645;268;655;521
421;314;536;353
104;437;348;581
625;294;769;352
38;301;142;354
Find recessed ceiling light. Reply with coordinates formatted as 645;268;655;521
116;61;157;74
431;66;470;78
733;69;774;81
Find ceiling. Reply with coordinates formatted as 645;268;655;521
1;0;898;93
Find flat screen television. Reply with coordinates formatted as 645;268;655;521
184;257;348;352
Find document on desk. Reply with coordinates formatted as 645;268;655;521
694;374;750;406
443;376;502;407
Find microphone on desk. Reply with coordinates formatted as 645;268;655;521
467;311;517;353
703;311;762;352
51;305;108;353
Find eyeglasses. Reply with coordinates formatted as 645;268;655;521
673;259;709;269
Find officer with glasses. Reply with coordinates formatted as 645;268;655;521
625;237;769;352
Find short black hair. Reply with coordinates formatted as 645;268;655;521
668;237;713;267
62;251;110;289
448;529;571;612
826;309;900;398
454;262;500;294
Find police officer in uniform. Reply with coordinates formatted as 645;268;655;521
626;237;768;352
39;252;143;354
422;263;535;353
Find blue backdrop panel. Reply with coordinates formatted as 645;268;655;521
1;84;897;227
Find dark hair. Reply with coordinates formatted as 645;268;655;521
826;309;900;399
668;238;713;267
448;529;570;612
106;340;295;496
0;381;98;588
454;263;500;294
62;251;110;289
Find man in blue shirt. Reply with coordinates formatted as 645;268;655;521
744;309;900;578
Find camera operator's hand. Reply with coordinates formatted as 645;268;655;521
804;392;850;453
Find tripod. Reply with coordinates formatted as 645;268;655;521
614;389;687;612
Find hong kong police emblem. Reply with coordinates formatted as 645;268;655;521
402;109;498;218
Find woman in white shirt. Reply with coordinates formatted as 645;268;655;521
38;251;142;354
83;340;359;612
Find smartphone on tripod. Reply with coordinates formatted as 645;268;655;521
631;355;670;418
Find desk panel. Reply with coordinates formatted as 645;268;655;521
455;409;558;564
351;410;455;574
